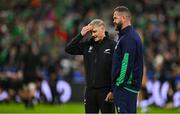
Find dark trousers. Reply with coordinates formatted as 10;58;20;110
113;86;137;113
84;87;115;114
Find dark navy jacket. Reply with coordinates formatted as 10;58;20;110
111;26;143;94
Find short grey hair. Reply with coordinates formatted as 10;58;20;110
89;19;105;27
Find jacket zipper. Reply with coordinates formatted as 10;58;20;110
93;54;97;85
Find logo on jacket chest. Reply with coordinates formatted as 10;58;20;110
88;46;93;53
88;45;111;54
104;49;111;54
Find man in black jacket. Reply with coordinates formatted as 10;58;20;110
65;19;115;113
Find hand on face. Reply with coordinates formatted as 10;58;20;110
80;25;93;36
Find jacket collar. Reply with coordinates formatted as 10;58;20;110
118;25;132;36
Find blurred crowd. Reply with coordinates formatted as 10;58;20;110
0;0;179;110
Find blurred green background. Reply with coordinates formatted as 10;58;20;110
0;0;179;113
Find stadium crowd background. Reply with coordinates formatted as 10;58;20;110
0;0;179;110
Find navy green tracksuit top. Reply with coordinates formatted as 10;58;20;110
111;25;143;94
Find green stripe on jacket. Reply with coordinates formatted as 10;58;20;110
116;53;129;86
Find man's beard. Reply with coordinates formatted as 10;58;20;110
115;22;122;31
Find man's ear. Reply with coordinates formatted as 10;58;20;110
122;15;126;22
